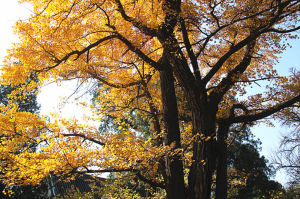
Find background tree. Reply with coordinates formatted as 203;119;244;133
0;0;299;199
274;128;300;185
273;69;300;185
225;129;285;199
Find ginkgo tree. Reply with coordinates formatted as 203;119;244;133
0;0;299;198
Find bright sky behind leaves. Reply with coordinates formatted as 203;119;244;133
0;0;299;186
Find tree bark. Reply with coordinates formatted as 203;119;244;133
160;56;185;199
216;122;230;199
187;105;218;199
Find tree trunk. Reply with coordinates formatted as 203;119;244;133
187;106;218;199
216;122;229;199
160;57;185;199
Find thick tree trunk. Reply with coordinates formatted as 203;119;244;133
158;1;220;194
187;107;218;199
216;123;229;199
160;58;185;199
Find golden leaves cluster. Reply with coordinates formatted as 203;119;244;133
0;0;299;193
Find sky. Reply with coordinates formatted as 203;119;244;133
0;0;299;186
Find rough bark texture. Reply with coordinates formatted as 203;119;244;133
160;56;185;199
187;106;218;199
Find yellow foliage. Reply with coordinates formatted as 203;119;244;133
0;0;299;197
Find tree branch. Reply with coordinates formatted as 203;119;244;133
62;133;105;145
75;168;138;174
114;0;157;37
269;26;300;33
203;34;257;85
209;42;255;105
136;172;165;189
180;18;201;82
35;35;117;73
202;0;299;86
227;94;300;124
158;0;181;37
88;70;146;89
115;33;161;70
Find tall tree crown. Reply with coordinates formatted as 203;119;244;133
0;0;299;198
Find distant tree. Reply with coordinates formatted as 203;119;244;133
226;131;285;199
274;129;300;185
273;69;300;185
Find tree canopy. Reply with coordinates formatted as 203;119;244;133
0;76;48;198
0;0;299;198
